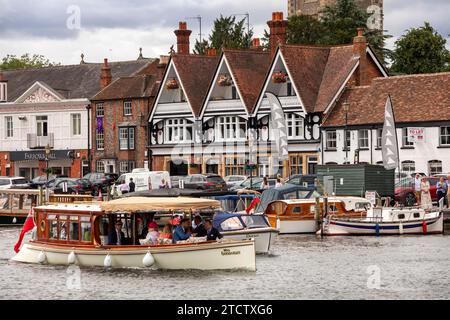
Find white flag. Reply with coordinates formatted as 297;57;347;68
267;92;289;162
382;96;399;170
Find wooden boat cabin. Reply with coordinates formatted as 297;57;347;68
264;197;372;234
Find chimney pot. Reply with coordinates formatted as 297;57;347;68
357;27;365;37
268;12;288;58
174;22;192;55
100;58;112;89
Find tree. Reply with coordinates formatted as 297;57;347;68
193;15;253;55
391;22;450;74
193;39;209;55
286;15;326;45
0;54;59;70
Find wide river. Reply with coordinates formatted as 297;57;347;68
0;227;449;300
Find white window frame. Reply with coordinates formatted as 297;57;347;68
402;128;414;147
96;131;104;150
0;83;7;102
119;127;135;150
216;116;247;142
428;160;442;175
285;113;304;140
123;101;132;116
326;130;337;150
96;103;104;117
440;126;450;146
71;113;81;136
164;119;193;143
36;115;48;137
119;161;129;173
5;116;13;138
96;161;105;173
376;128;382;148
358;129;369;149
401;160;415;174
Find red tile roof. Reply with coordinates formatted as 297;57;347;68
172;54;219;116
322;72;450;127
223;49;271;113
280;44;359;114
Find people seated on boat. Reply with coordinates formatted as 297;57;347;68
108;221;126;245
141;215;158;239
158;223;173;243
192;215;207;237
204;219;222;241
141;225;160;245
172;218;191;243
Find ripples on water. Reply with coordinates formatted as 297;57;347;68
0;227;449;300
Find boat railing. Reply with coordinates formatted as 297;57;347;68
48;194;94;204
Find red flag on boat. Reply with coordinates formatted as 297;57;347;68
246;198;261;214
14;209;35;253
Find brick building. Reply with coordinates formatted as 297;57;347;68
90;57;166;174
0;58;151;179
288;0;383;30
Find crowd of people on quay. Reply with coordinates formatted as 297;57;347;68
413;174;450;209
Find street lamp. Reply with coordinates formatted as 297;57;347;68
343;101;350;164
45;144;51;203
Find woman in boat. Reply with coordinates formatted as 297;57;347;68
158;223;173;244
420;177;433;209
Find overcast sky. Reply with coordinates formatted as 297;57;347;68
0;0;449;65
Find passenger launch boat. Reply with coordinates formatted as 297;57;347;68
213;213;279;254
318;206;444;236
264;197;372;234
12;197;256;271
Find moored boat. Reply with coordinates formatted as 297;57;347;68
213;212;279;254
318;206;444;236
264;197;372;234
12;197;256;271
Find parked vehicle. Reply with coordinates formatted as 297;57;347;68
183;174;228;191
0;177;30;190
83;173;118;194
224;175;248;188
170;176;186;188
46;178;91;195
394;177;440;206
230;177;277;191
113;169;171;196
285;174;317;188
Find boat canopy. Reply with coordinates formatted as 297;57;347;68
213;212;270;231
101;197;221;212
255;184;317;213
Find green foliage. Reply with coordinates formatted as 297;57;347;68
287;15;326;45
391;22;450;74
0;53;60;70
194;15;253;55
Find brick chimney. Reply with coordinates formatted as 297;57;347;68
157;55;169;80
205;48;217;56
251;38;262;50
0;72;7;102
267;12;288;58
100;58;112;90
174;22;192;55
353;27;369;86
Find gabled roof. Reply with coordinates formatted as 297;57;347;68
322;72;450;127
1;59;155;102
171;54;219;116
223;49;271;113
279;44;359;114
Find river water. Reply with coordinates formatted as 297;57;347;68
0;227;449;300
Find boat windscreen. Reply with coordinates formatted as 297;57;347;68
240;215;269;229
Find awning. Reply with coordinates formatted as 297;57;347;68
101;197;221;212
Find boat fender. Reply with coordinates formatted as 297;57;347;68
399;222;403;235
37;251;47;264
143;251;155;268
12;217;17;224
68;251;76;265
422;220;427;234
375;223;380;237
276;218;281;231
104;254;112;268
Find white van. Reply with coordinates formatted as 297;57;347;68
112;169;171;196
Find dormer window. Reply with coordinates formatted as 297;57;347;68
0;82;7;102
231;85;238;100
216;116;246;141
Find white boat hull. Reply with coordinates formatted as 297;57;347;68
221;227;278;254
278;220;318;234
12;240;256;271
320;213;444;236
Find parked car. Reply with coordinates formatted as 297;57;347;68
183;174;228;191
82;173;118;194
45;178;91;195
285;174;317;188
0;177;30;190
394;177;441;206
230;177;277;192
170;176;187;188
29;175;69;189
224;175;248;188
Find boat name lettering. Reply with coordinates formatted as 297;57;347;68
221;249;241;256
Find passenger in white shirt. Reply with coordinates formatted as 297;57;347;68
414;174;421;205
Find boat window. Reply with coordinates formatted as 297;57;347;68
70;216;79;221
48;214;57;220
413;212;420;218
310;205;316;214
355;202;370;211
80;216;91;222
240;215;269;228
398;214;405;220
220;217;244;231
328;204;338;213
292;206;302;214
81;222;92;242
59;221;68;240
69;221;80;241
49;220;58;239
284;191;298;200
